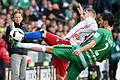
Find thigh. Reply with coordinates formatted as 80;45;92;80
21;55;27;66
10;54;22;79
53;44;81;61
53;44;74;61
45;32;71;46
10;54;22;69
53;44;76;77
20;55;27;72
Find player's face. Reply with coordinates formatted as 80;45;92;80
81;11;89;21
13;13;23;25
102;18;108;28
98;16;104;28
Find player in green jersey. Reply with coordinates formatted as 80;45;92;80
14;13;114;80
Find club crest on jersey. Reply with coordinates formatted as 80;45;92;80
94;32;100;38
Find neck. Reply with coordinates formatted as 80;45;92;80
104;25;111;32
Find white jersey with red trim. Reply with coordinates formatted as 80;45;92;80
64;17;98;45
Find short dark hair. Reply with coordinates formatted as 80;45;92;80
101;13;114;27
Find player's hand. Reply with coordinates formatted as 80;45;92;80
77;3;83;15
72;49;81;56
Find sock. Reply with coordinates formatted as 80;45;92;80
18;43;46;52
24;31;42;39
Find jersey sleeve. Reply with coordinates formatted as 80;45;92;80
91;29;103;44
85;17;98;32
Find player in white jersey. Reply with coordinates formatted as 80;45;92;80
23;4;98;80
65;15;98;45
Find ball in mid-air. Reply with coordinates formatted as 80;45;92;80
9;28;24;42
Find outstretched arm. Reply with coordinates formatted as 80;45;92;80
72;40;96;56
17;43;54;54
77;3;83;15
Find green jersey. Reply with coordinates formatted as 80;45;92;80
53;28;113;80
79;28;113;68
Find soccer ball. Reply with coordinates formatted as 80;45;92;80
9;28;24;42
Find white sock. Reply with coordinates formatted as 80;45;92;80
18;43;46;52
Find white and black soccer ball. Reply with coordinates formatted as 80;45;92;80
9;28;24;42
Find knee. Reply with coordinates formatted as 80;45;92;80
56;74;64;80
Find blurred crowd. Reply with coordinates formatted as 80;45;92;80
0;0;120;80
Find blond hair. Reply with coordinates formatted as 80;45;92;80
84;8;96;18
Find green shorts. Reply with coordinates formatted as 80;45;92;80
53;44;85;80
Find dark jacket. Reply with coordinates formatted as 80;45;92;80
5;22;31;56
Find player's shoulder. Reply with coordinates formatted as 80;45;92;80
96;28;108;34
97;28;104;31
85;17;96;24
98;28;108;31
98;28;104;30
